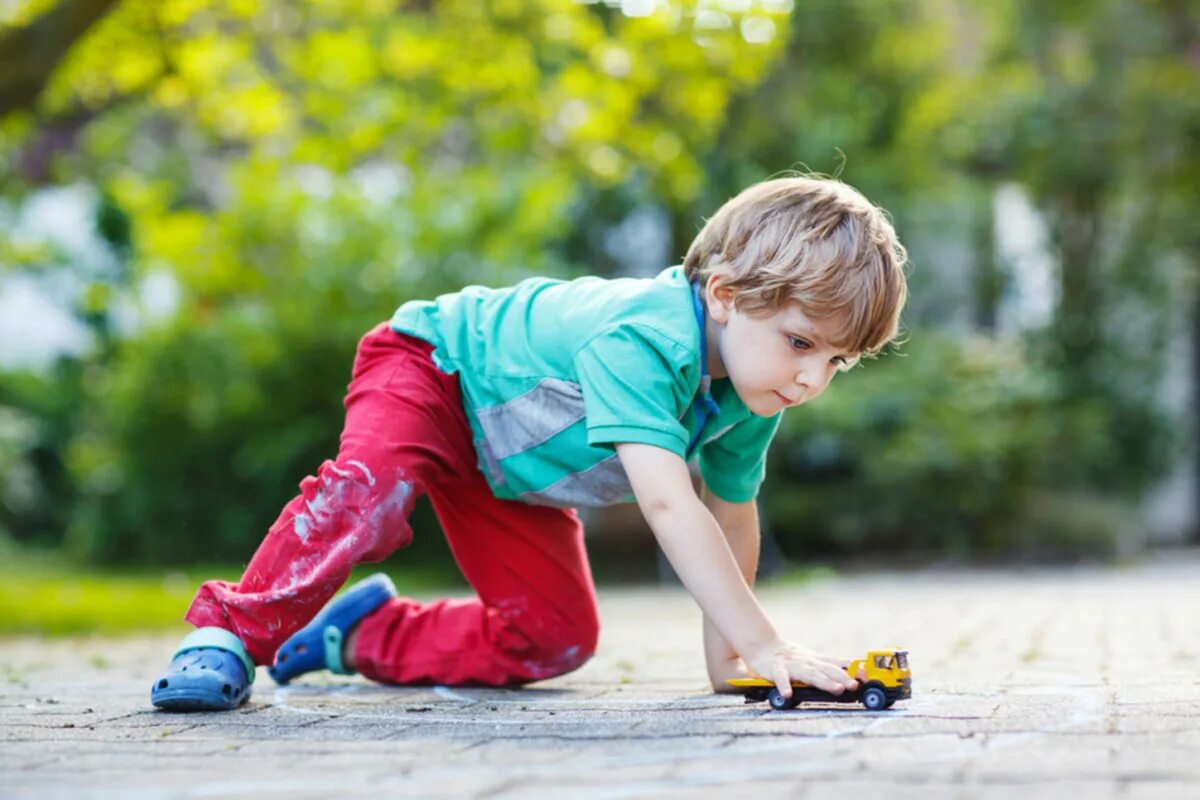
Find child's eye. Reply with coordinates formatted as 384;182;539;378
788;336;811;351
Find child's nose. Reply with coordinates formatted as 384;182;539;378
794;362;835;389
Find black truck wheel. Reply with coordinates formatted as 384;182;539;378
861;686;888;711
768;688;798;710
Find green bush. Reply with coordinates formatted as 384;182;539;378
57;297;465;569
0;404;37;539
6;323;1175;567
762;330;1168;560
0;363;84;547
47;167;491;566
63;308;352;564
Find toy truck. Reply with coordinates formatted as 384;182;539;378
728;649;911;711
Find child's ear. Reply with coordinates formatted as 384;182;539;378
705;274;735;324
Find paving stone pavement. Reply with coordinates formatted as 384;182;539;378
2;553;1199;799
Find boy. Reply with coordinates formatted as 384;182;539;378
151;176;908;711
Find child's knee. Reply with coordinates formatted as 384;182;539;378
520;641;595;681
513;609;600;680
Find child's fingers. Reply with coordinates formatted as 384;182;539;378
813;662;858;694
773;666;793;699
822;656;862;688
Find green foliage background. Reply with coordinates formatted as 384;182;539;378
1;0;1197;571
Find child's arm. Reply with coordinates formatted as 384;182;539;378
699;487;760;692
616;442;859;699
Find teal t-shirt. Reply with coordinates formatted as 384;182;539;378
390;266;781;507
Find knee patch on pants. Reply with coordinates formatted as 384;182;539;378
494;600;599;681
293;459;417;554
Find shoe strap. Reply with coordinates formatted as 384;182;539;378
323;625;353;675
176;627;257;685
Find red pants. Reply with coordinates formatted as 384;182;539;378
185;324;600;685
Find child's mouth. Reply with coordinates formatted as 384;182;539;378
774;391;798;407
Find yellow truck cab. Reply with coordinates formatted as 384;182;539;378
728;649;911;711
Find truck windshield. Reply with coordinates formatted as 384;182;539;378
895;652;908;669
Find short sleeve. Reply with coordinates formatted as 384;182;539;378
698;412;782;502
573;325;694;456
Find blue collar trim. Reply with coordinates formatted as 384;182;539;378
688;280;722;455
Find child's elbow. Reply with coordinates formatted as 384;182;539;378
617;443;696;525
638;491;675;522
635;484;700;531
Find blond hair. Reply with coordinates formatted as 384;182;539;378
683;176;908;355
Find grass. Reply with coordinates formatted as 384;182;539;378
765;563;839;586
0;545;463;637
0;544;837;637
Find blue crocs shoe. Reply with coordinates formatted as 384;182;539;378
269;573;396;685
151;627;255;711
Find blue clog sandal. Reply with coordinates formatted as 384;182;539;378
151;627;255;711
269;574;396;685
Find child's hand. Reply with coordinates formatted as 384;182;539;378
743;639;861;699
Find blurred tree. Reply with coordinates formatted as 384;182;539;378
2;0;1195;563
0;0;795;563
0;0;120;118
695;0;1197;554
937;0;1199;500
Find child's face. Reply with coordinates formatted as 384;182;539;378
706;281;858;417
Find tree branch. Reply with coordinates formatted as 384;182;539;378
0;0;122;119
